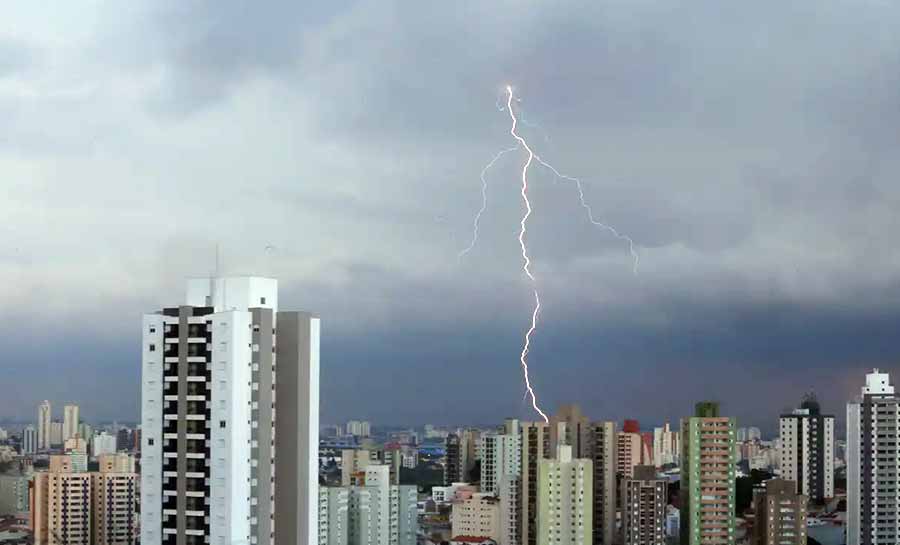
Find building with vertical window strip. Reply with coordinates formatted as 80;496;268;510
680;402;737;545
847;369;900;545
621;465;667;545
140;277;320;545
751;479;806;545
537;444;592;545
779;394;834;505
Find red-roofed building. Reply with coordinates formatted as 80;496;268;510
450;537;498;545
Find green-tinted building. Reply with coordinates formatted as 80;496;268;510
537;445;593;545
680;402;737;545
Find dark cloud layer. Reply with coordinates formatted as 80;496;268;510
2;1;900;436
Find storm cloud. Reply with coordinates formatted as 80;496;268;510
2;1;900;435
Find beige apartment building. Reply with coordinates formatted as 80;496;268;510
31;454;138;545
451;493;501;542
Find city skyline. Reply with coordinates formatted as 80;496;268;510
4;2;900;430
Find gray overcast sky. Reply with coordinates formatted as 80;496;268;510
2;1;900;434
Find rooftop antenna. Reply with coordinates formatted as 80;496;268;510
209;243;222;309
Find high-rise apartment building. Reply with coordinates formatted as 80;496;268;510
318;487;350;545
445;429;481;485
63;405;79;442
345;421;371;438
680;402;737;545
778;394;835;504
480;420;521;495
750;479;806;545
31;454;137;545
0;464;33;516
481;419;521;545
847;369;900;545
49;422;63;447
520;421;552;545
588;421;617;545
347;465;417;545
617;430;643;479
653;423;680;467
445;433;464;485
140;276;320;545
78;423;93;445
92;432;117;457
621;466;667;545
38;401;51;451
537;444;592;545
451;493;501;542
551;405;591;457
23;426;36;455
92;454;138;545
32;456;92;545
341;448;381;486
747;428;762;442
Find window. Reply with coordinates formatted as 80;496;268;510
148;439;154;446
220;420;226;428
260;297;266;304
149;344;156;352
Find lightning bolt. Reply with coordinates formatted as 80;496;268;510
458;146;519;261
506;85;549;423
462;85;638;424
532;156;640;273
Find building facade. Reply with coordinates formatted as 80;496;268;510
751;479;806;545
22;426;36;455
445;433;464;485
680;402;737;545
32;456;92;545
481;419;521;545
38;401;51;451
140;276;320;545
520;421;551;545
451;493;501;542
91;454;138;545
588;421;617;545
778;395;834;504
347;465;417;545
318;487;350;545
653;423;680;467
63;405;79;442
0;465;33;516
341;449;380;486
847;369;900;545
621;466;667;545
536;445;592;545
92;432;117;458
617;431;643;479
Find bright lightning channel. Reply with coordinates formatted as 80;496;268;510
505;85;549;423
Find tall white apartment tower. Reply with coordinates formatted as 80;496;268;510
38;400;51;451
63;405;80;442
140;277;320;545
847;369;900;545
